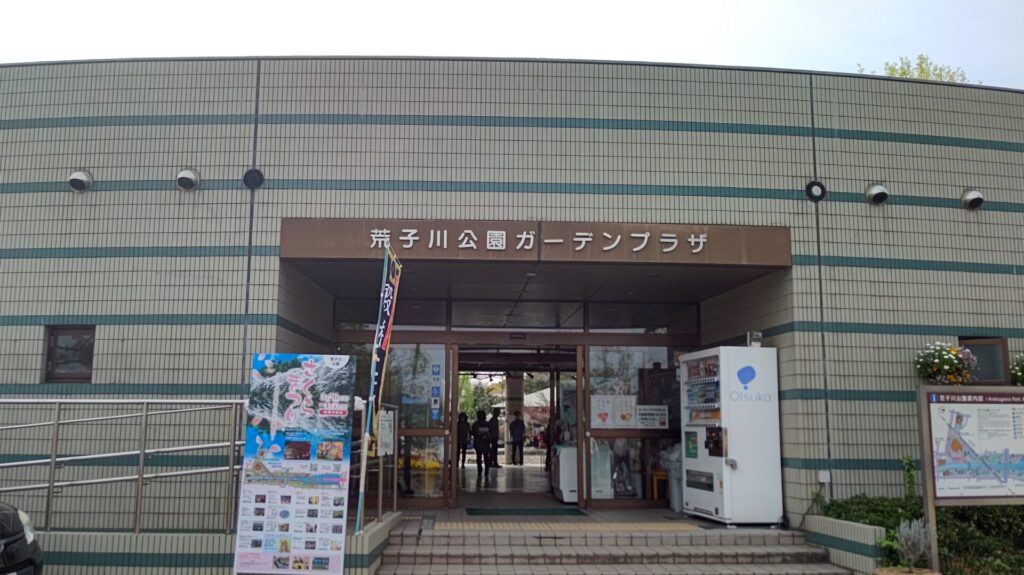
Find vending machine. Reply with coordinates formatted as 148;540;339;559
677;346;782;525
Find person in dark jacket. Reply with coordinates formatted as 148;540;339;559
509;410;526;466
456;412;471;468
470;410;492;474
488;407;502;468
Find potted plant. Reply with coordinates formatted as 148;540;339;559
874;519;939;574
1011;354;1024;387
914;342;977;385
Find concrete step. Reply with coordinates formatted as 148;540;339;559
378;564;850;575
381;544;830;566
389;529;807;548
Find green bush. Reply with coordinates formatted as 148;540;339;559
818;457;1024;573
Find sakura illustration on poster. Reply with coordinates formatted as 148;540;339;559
233;354;356;575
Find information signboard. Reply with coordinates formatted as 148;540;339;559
233;354;355;575
918;385;1024;570
924;390;1024;501
378;410;395;456
637;405;669;429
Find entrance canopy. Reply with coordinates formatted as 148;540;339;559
290;259;784;332
283;217;791;338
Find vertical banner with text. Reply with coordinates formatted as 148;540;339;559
233;354;356;575
369;246;402;451
356;246;402;530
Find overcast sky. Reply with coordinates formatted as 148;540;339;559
3;0;1022;89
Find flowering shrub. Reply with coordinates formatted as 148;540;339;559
1012;354;1024;387
914;342;977;385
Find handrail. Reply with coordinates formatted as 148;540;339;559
0;398;399;534
0;465;243;494
0;405;234;432
0;399;247;405
0;441;244;470
0;398;245;533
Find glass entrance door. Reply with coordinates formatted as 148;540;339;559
382;343;448;506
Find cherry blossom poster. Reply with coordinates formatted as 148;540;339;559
233;354;355;575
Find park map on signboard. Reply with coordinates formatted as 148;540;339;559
928;392;1024;499
233;354;356;574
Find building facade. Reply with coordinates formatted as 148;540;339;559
1;57;1023;536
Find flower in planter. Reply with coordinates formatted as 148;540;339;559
1011;354;1024;387
914;342;977;385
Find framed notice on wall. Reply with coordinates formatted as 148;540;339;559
637;405;669;429
233;354;356;575
591;395;637;429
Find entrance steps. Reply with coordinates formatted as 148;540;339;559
379;525;848;575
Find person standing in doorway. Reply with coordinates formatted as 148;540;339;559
457;412;471;468
509;411;526;466
471;410;491;475
488;407;502;469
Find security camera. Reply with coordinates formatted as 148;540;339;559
176;169;201;191
961;189;984;210
865;184;889;205
68;170;93;192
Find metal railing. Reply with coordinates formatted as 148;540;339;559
0;398;399;533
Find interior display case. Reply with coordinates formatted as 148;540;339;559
677;346;782;525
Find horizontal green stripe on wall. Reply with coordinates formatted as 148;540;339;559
0;245;279;259
805;532;885;559
0;383;248;396
45;540;387;568
1;245;1020;282
779;389;917;402
5;176;1023;214
783;458;920;471
45;551;234;568
0;114;253;130
0;314;276;326
791;254;1024;275
264;179;806;200
3;112;1021;155
763;321;1024;339
0;179;245;194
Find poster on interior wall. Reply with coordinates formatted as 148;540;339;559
637;405;669;429
233;353;355;575
591;395;637;429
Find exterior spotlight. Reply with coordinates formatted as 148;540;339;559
865;184;889;205
961;189;984;210
243;168;265;190
805;180;827;202
176;169;201;191
68;170;93;192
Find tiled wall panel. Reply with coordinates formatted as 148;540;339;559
1;57;1023;533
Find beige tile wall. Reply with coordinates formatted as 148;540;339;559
1;58;1022;534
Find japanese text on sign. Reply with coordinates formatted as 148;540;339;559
369;228;708;254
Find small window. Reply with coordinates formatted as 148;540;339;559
959;336;1010;385
46;326;95;383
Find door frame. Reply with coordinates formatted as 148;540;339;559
445;343;459;508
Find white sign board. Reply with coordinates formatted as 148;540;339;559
926;391;1024;500
378;410;395;456
591;395;637;429
637;405;669;429
234;354;355;575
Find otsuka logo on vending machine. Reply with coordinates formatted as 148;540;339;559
730;365;772;402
